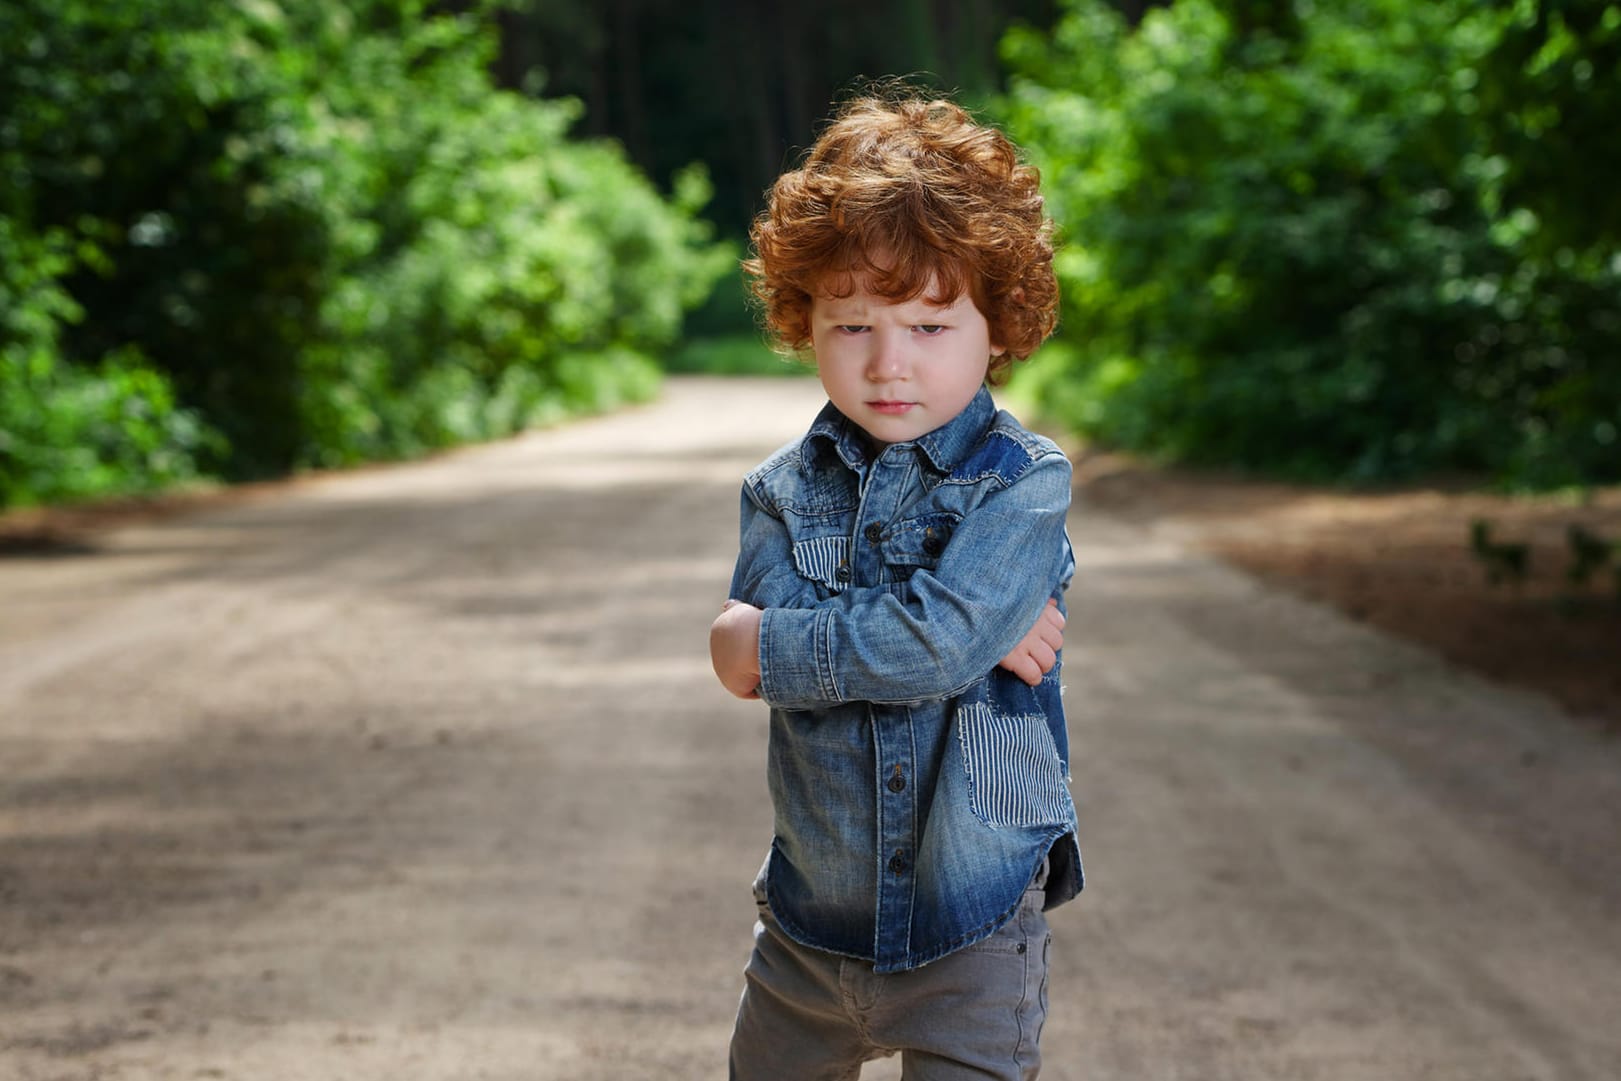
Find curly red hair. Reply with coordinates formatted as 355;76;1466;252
744;93;1058;383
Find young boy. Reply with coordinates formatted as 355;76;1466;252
710;93;1083;1081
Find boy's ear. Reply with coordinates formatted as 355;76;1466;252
991;342;1006;358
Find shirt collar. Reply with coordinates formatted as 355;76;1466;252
805;386;996;475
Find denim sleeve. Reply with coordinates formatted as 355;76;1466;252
727;486;826;610
756;452;1073;709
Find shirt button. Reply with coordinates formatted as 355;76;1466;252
887;769;906;793
922;531;944;556
864;522;884;544
835;564;852;583
888;850;908;876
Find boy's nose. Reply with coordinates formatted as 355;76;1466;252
867;335;908;381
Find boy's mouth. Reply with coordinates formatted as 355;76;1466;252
867;400;916;415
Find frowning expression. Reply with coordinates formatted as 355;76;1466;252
809;278;1002;447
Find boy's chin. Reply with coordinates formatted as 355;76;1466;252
855;416;942;448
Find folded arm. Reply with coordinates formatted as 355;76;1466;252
711;594;1063;700
713;454;1072;708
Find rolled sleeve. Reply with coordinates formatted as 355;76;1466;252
756;606;838;707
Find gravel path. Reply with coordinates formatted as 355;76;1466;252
2;377;1617;1080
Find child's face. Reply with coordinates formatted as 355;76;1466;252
809;277;1002;447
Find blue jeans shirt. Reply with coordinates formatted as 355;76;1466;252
730;387;1084;973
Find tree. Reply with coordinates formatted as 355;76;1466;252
998;0;1621;486
493;0;1060;234
0;0;730;504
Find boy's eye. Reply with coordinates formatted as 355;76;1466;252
837;325;870;334
914;325;945;335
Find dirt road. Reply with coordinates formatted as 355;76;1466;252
3;377;1618;1081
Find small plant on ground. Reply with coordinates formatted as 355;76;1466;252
1469;518;1531;587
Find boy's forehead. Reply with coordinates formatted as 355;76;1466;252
814;289;959;315
813;269;961;308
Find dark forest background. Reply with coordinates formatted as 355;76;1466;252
491;0;1063;234
2;0;1617;508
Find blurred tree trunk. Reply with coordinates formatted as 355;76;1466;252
776;1;813;164
612;0;649;162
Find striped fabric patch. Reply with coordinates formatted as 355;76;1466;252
957;701;1071;829
792;535;852;593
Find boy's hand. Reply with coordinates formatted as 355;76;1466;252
710;599;764;699
997;598;1064;687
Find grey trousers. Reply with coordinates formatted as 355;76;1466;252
728;882;1052;1081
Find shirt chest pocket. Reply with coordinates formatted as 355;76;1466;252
790;533;853;596
879;512;959;584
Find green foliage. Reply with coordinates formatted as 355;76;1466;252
1469;517;1621;604
0;0;730;505
1475;0;1621;254
1564;522;1620;593
999;0;1621;487
0;221;214;506
1469;517;1532;586
664;335;814;378
682;262;761;339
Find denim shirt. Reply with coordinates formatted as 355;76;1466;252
729;386;1084;973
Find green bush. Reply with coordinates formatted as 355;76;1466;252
664;334;812;377
999;0;1621;487
680;261;762;340
0;0;730;505
0;221;213;506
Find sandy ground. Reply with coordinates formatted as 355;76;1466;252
2;377;1618;1080
1071;456;1621;733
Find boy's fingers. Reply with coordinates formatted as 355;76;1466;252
1038;622;1064;651
1032;642;1057;674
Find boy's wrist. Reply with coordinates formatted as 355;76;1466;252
712;600;765;699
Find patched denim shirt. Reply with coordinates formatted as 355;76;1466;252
729;387;1084;973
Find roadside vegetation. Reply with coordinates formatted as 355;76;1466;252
3;0;1617;510
0;0;729;506
998;0;1620;490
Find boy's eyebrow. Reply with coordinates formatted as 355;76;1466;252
817;294;961;315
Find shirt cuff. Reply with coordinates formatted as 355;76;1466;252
757;606;836;706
